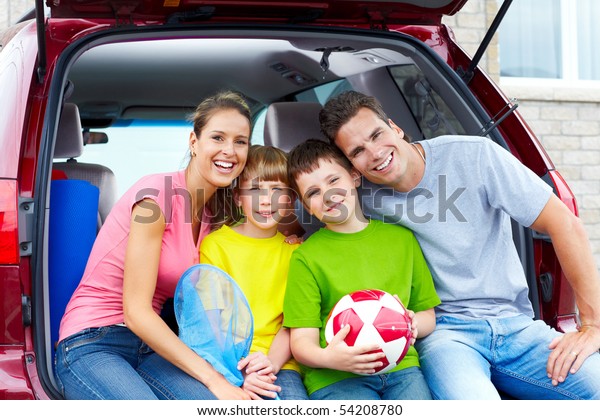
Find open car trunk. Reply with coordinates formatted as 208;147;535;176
11;0;575;399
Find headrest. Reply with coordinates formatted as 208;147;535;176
54;103;84;159
263;102;325;152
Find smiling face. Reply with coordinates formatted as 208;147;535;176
295;157;365;233
334;108;420;192
234;177;292;238
188;108;250;192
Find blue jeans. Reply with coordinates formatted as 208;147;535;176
55;325;217;399
309;367;431;400
274;370;308;400
415;314;600;400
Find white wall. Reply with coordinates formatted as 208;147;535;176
1;0;33;30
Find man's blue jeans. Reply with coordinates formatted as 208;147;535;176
415;314;600;400
55;325;217;399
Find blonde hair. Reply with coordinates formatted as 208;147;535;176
240;145;289;184
230;145;290;225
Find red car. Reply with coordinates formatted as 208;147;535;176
0;0;578;399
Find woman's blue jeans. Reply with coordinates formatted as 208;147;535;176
55;325;217;400
415;314;600;400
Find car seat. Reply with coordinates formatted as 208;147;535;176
48;103;115;360
53;103;117;231
263;101;326;152
263;102;326;237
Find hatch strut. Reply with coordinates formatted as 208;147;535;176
34;0;46;83
476;99;519;137
458;0;514;85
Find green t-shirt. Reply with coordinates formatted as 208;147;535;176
283;219;440;395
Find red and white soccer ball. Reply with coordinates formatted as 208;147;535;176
324;289;412;375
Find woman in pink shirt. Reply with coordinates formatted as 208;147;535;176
55;91;252;400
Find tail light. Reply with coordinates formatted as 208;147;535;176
0;179;19;264
542;170;578;332
548;170;578;216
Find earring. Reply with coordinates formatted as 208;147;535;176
191;149;196;157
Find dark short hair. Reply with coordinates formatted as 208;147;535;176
319;90;389;143
287;139;353;194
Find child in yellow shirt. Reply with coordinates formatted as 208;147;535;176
200;145;307;400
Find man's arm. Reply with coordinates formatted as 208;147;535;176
529;194;600;385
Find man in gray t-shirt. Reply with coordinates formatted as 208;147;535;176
317;90;600;400
359;135;550;320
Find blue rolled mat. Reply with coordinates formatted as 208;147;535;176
49;179;99;353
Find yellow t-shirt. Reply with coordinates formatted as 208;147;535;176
200;225;300;372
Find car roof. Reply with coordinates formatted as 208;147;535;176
67;33;417;125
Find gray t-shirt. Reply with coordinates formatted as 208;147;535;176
359;135;552;319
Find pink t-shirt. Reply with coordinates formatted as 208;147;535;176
59;170;212;341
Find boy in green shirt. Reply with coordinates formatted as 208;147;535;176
283;139;440;400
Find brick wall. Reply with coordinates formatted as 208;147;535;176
444;0;600;270
444;0;500;80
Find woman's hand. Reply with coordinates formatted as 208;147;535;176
241;372;281;400
207;376;251;400
125;201;250;400
238;352;280;399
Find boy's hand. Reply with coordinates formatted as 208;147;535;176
284;234;303;245
393;294;417;345
242;372;281;400
324;325;385;375
407;309;418;345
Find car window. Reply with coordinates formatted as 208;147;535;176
295;79;353;104
64;121;193;197
251;108;267;146
389;64;467;138
498;0;600;82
